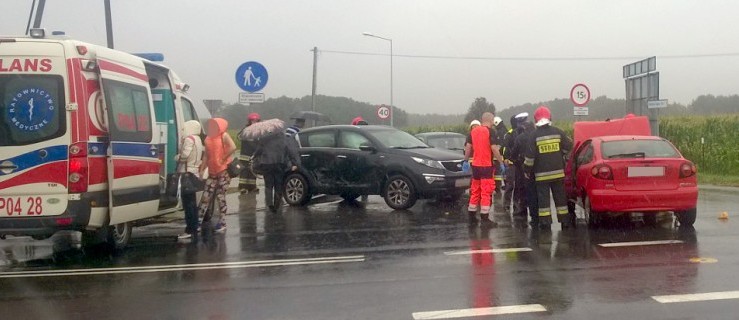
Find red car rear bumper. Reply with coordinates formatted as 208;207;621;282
589;186;698;212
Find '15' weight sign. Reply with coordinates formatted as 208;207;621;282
570;83;591;107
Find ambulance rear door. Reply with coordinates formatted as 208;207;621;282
96;51;160;224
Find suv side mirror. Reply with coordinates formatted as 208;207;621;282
359;144;376;153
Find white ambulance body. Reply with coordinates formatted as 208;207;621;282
0;30;209;248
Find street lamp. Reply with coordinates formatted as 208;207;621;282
362;32;393;127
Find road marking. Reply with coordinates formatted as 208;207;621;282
689;257;718;264
412;304;547;319
598;240;683;247
652;291;739;304
0;255;365;279
444;248;532;256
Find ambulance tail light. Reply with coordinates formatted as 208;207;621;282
68;143;88;193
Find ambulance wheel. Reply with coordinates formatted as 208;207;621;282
107;222;132;250
383;175;417;210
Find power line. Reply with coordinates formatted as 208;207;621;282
318;49;739;61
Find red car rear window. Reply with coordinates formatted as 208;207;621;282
601;139;680;159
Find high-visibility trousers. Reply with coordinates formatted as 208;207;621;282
535;178;568;224
468;166;496;215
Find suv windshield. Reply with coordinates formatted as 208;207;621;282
426;135;466;150
0;75;65;146
367;128;428;149
601;139;680;159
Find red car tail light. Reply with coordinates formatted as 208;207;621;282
591;164;613;180
680;162;696;178
68;142;89;193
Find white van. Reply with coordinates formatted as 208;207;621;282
0;29;210;249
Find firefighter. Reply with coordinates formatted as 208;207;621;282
509;120;537;226
501;113;528;216
492;117;507;201
523;106;573;229
238;113;261;194
501;116;517;213
464;113;505;226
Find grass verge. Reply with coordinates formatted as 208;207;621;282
698;173;739;187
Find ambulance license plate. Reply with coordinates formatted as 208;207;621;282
0;197;45;217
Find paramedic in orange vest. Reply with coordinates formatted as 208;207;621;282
464;112;505;225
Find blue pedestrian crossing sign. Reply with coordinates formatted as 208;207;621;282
235;61;268;93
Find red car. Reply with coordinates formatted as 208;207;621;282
565;116;698;227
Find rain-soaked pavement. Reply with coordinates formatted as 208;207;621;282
0;186;738;319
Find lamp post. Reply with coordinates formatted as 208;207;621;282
362;32;393;127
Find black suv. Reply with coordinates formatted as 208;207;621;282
284;125;471;210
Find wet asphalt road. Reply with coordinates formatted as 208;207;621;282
0;186;738;320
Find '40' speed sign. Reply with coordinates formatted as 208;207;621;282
377;105;391;119
570;83;591;107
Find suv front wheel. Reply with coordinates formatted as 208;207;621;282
383;175;417;210
284;173;312;206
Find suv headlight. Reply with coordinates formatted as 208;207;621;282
412;157;445;170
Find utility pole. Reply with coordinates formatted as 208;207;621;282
311;47;318;112
104;0;114;49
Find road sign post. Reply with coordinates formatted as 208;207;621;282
377;105;390;124
647;99;668;109
239;93;265;105
571;83;591;118
235;61;269;93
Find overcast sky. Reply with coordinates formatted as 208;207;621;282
3;0;739;114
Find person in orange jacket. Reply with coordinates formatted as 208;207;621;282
464;113;505;225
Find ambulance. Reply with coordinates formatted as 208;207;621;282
0;29;209;249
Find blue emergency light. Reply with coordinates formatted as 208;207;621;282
132;53;164;62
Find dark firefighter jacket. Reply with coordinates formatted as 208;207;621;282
523;124;573;182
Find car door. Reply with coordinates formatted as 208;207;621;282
97;57;161;224
298;129;338;192
574;140;595;197
336;129;382;194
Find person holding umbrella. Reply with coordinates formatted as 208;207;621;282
238;113;261;194
240;119;301;213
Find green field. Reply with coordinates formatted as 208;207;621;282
406;114;739;186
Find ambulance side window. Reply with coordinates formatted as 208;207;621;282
181;98;197;122
102;79;152;142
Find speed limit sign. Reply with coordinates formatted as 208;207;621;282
570;83;591;107
377;105;391;119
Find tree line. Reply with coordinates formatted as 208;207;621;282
217;95;408;129
215;93;739;130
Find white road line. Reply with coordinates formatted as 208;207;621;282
444;248;532;256
652;291;739;304
598;240;683;247
412;304;547;319
0;255;365;279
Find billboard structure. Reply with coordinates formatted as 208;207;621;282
623;56;660;135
